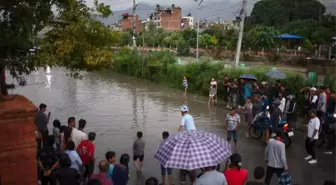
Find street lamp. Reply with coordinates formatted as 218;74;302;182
195;0;204;61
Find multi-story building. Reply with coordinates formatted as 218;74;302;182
120;13;142;32
148;4;182;32
181;16;194;29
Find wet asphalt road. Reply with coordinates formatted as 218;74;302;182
10;68;335;185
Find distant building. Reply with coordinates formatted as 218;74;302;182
120;13;142;32
215;19;238;30
108;23;122;31
181;16;194;29
148;4;182;32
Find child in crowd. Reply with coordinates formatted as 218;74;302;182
146;177;159;185
105;151;117;180
160;131;173;185
246;166;266;185
52;119;61;152
133;131;145;171
112;153;130;185
243;97;253;137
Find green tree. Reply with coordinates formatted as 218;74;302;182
0;0;59;98
120;31;133;46
199;34;213;48
35;0;120;71
143;22;168;47
180;29;197;48
244;25;280;49
250;0;325;27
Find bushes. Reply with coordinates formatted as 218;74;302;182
112;47;324;97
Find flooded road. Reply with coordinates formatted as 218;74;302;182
11;68;334;185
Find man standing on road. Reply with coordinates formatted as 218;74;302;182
225;107;240;151
264;131;288;185
35;103;51;149
179;105;196;132
305;109;320;164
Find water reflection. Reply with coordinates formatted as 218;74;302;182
46;74;52;90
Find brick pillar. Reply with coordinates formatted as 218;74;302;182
0;96;38;185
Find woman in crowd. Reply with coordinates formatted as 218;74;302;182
224;153;248;185
52;119;61;152
243;97;253;137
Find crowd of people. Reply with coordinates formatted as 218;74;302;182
33;74;336;185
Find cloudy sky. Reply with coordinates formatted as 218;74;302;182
86;0;245;11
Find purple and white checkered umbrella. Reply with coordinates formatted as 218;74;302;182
154;130;232;170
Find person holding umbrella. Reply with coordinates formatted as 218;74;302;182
155;130;231;185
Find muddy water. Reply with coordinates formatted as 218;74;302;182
10;68;335;185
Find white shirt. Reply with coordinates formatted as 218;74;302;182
279;97;286;113
311;95;318;103
71;128;87;148
194;170;227;185
181;114;196;131
308;117;320;139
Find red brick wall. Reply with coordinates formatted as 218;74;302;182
0;96;38;185
121;15;142;32
160;8;181;32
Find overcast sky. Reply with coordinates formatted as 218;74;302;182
86;0;245;11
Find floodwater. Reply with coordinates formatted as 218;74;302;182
10;68;335;185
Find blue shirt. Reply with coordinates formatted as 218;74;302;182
244;83;252;98
107;164;115;180
65;150;83;172
181;114;196;131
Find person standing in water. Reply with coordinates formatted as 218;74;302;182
209;78;218;104
179;105;196;131
182;76;188;94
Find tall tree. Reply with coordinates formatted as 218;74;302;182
0;0;119;99
250;0;325;27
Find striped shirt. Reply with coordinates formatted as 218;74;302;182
183;79;188;88
226;114;240;131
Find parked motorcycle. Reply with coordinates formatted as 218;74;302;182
249;106;293;148
315;113;336;147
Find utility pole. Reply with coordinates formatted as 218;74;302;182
141;25;145;78
233;0;247;68
196;0;204;61
132;0;137;47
